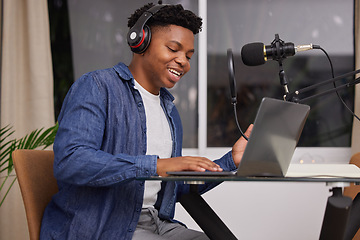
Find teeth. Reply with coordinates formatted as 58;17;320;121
169;68;181;76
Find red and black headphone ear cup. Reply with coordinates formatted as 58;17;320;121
127;5;165;53
131;25;151;54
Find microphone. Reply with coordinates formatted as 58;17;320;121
241;41;319;66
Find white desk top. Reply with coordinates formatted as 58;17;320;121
286;164;360;178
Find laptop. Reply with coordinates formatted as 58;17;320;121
167;97;310;177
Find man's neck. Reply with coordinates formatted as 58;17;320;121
129;58;160;95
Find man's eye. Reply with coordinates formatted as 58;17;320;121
168;47;176;52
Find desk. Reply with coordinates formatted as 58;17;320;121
139;176;360;240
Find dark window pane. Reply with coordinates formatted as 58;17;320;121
207;0;354;147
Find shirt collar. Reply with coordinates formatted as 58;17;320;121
113;62;133;80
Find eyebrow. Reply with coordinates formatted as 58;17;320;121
169;40;195;54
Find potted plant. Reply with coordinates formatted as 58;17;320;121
0;123;58;207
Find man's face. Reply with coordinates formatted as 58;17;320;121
141;24;195;94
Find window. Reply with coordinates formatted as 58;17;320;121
50;0;355;161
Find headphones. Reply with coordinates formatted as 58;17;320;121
127;5;166;54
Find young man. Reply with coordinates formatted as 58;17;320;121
40;3;252;240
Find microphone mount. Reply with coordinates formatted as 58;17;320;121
271;34;291;94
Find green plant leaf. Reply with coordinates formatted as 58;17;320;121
0;122;58;207
0;175;17;207
0;141;16;174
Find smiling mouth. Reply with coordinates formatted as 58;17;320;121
168;68;183;77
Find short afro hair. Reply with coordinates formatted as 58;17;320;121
128;3;202;35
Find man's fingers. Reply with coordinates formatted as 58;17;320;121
156;156;222;176
244;124;253;138
183;157;222;172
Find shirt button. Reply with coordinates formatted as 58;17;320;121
128;228;133;232
137;102;142;107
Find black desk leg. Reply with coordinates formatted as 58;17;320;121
344;192;360;240
319;187;352;240
179;184;237;240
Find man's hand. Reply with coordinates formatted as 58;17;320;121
156;124;253;176
232;124;253;167
157;156;223;177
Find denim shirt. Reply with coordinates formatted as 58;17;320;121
40;62;237;240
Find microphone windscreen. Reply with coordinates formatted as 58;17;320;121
241;42;266;66
227;49;237;104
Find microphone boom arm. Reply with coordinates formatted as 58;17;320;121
285;69;360;103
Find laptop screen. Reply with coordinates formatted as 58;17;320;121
236;97;310;177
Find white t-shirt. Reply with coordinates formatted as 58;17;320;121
134;80;173;209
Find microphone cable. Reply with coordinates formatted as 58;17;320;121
233;101;248;141
318;46;360;122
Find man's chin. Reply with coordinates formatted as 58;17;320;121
164;80;177;89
